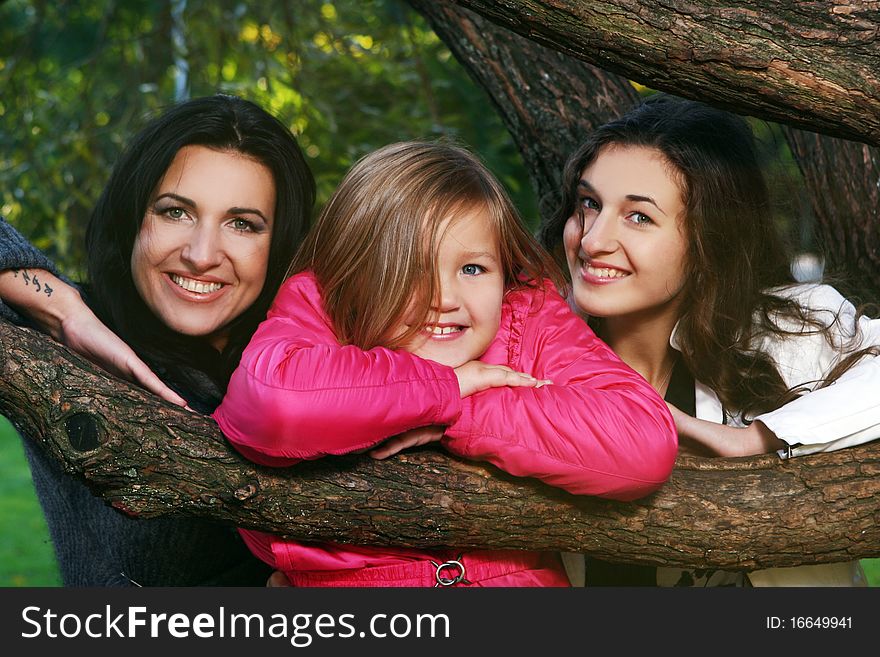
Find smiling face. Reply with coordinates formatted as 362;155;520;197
130;145;275;349
563;144;689;325
398;208;504;368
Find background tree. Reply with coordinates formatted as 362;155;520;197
781;130;880;305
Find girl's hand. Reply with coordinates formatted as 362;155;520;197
267;571;292;587
454;360;550;397
668;402;785;457
369;425;445;460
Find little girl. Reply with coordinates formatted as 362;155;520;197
214;141;677;587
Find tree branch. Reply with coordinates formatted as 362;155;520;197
2;317;879;570
448;0;880;145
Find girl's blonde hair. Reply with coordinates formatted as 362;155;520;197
289;140;564;350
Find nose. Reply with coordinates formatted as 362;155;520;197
180;222;223;271
580;211;617;256
431;274;460;313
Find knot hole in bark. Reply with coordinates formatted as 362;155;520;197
234;483;258;500
64;412;102;452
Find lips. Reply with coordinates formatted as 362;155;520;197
424;325;464;335
577;257;630;284
169;273;226;294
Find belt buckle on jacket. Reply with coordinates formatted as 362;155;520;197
430;554;471;587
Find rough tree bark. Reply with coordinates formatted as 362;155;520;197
2;318;879;569
448;0;880;146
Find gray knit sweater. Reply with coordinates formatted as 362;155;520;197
0;216;270;586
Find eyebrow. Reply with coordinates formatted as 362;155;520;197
155;193;270;222
155;192;196;207
229;206;271;222
578;179;667;216
462;250;498;261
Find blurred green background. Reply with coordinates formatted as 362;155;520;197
0;0;539;588
1;0;537;276
0;0;876;586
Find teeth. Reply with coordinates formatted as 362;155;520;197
170;274;223;294
424;325;463;335
586;265;628;279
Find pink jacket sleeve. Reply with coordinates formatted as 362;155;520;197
213;272;462;466
442;282;678;501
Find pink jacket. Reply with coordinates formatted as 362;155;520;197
214;271;677;586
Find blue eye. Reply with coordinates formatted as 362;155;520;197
462;264;485;276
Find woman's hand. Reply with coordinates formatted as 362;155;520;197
453;360;550;397
60;302;189;408
369;424;445;460
668;402;785;457
0;268;188;408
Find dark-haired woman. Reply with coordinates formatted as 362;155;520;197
541;95;880;587
0;94;315;585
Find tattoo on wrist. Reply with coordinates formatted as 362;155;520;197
10;269;53;297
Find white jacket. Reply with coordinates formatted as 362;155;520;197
686;284;880;459
570;284;878;587
679;284;876;586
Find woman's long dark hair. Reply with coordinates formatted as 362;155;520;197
85;95;315;407
541;94;873;418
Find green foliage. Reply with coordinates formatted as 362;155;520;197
864;558;880;587
0;0;535;275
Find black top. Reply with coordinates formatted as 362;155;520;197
1;216;272;586
585;356;694;586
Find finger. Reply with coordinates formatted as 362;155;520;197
487;365;536;378
369;436;406;460
369;444;398;460
266;571;292;587
370;432;428;459
502;370;541;387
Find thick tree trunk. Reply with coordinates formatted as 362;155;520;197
2;317;879;569
409;0;640;217
782;130;880;305
447;1;880;146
